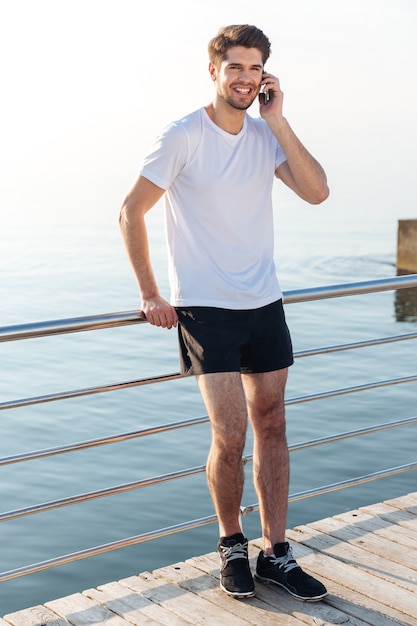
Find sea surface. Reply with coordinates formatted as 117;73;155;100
1;202;417;615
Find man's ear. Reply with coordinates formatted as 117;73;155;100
208;62;217;81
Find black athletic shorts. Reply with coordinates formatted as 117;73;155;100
176;299;294;376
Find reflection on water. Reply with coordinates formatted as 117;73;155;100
395;270;417;322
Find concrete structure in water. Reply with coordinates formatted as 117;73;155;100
397;219;417;272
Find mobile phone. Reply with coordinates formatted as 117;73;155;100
259;71;271;105
259;90;270;105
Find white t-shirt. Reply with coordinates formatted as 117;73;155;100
140;107;286;309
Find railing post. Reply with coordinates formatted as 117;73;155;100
397;219;417;272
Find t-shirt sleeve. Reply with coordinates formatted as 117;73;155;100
140;122;188;190
275;140;287;169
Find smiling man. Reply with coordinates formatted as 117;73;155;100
119;24;329;600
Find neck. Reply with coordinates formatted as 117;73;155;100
205;100;246;135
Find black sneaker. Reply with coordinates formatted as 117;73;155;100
255;541;327;602
217;533;255;598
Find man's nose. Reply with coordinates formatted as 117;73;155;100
238;69;251;82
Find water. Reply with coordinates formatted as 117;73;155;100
1;203;416;616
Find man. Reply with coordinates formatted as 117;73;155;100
120;24;329;600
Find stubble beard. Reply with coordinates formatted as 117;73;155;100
227;97;252;111
220;87;258;111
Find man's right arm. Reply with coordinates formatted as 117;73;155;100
119;175;179;329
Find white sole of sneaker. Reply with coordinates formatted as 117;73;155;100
254;574;328;602
220;582;256;599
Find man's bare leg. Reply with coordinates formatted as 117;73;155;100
242;368;289;556
196;371;248;537
197;371;256;598
243;369;328;600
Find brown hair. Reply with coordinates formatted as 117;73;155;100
208;24;271;68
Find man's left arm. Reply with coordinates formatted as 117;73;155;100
260;73;329;204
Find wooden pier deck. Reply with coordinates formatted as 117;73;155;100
2;493;417;625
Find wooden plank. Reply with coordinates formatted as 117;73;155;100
120;570;250;626
251;538;417;626
284;537;417;626
159;552;308;626
306;514;417;575
384;494;417;513
285;526;417;621
246;544;371;626
2;605;69;626
45;593;130;626
187;546;367;626
359;502;417;529
154;554;287;626
320;574;415;626
83;583;167;626
253;583;371;626
334;509;417;550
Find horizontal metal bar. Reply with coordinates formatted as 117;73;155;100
288;415;417;453
0;310;148;343
288;462;417;502
286;373;417;406
0;513;219;582
0;371;186;411
0;416;210;467
240;461;417;515
2;332;416;413
0;464;207;522
295;331;417;359
283;274;417;304
2;415;416;521
1;461;416;583
2;275;417;343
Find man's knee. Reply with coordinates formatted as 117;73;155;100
252;405;287;442
211;426;247;457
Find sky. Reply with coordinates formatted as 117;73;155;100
1;0;417;231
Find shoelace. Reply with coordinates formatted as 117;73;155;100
267;545;299;573
220;542;248;564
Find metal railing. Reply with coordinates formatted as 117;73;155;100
1;274;417;583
